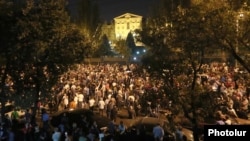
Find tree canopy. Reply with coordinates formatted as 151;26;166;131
0;0;89;108
137;1;250;141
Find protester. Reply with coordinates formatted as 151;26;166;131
52;127;61;141
153;123;164;141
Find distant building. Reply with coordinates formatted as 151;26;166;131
101;12;144;47
114;13;143;40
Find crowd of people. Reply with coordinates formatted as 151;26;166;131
0;62;249;141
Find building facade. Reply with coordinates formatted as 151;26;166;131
113;13;143;40
101;12;144;46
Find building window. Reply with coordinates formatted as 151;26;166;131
127;22;130;29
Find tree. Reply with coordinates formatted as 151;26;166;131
114;39;132;58
0;0;88;112
94;34;113;57
66;0;102;57
126;32;137;55
205;1;250;72
137;1;231;141
0;0;19;113
67;0;100;33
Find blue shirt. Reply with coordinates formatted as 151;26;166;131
42;113;49;122
153;125;164;139
175;129;183;141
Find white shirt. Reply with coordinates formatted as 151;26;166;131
74;95;78;104
89;99;95;107
63;95;69;105
78;94;84;102
98;100;105;109
128;95;135;102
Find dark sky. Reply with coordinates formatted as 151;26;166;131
96;0;160;21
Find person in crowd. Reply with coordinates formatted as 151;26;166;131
117;121;126;135
63;94;69;109
227;106;238;118
87;131;96;141
0;125;8;141
52;127;61;141
69;100;77;109
11;108;19;121
106;101;113;119
33;123;40;141
107;120;116;137
41;109;50;130
98;130;105;141
224;115;232;125
71;122;81;141
153;123;164;141
78;93;84;108
73;94;79;108
98;97;105;116
60;113;69;132
216;117;226;125
174;126;184;141
89;97;96;112
7;127;14;141
24;109;32;123
3;114;12;129
78;131;88;141
90;121;100;137
111;105;118;122
39;128;48;141
65;131;73;141
128;105;136;119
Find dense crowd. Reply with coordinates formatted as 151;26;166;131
0;62;249;141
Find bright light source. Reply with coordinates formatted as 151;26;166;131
143;49;146;52
136;51;140;55
133;57;137;60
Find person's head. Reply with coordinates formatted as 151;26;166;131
120;121;123;125
54;127;59;132
178;126;182;131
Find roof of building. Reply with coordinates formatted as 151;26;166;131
114;13;142;20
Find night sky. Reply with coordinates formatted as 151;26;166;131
96;0;161;21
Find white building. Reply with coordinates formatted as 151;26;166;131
114;13;142;39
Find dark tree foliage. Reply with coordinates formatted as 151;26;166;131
66;0;101;57
66;0;100;33
114;39;131;57
0;0;88;109
94;34;113;57
205;1;250;73
136;1;249;141
126;32;137;54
